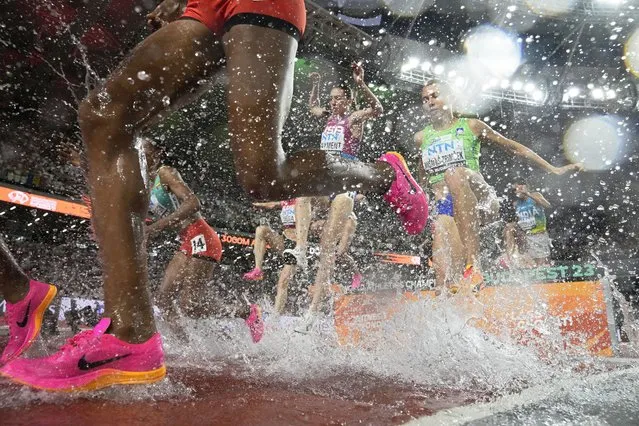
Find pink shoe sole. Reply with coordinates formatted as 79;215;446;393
1;365;166;392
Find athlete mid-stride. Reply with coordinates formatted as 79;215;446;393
416;79;582;294
0;239;57;365
290;64;384;267
293;65;388;332
1;0;427;391
243;200;299;282
142;140;263;344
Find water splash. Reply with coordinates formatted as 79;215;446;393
162;292;563;395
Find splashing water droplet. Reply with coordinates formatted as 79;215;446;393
162;96;171;107
137;71;150;81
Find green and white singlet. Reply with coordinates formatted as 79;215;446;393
420;118;481;184
148;169;179;220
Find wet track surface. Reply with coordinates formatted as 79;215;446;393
0;365;488;425
0;332;494;425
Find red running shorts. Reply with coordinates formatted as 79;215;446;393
182;0;306;41
179;218;223;262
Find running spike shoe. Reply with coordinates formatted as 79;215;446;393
378;152;429;235
1;280;57;365
0;318;166;392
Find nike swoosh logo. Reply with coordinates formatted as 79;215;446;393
78;353;132;371
16;301;31;328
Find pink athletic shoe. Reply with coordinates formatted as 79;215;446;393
378;152;429;235
0;318;166;392
245;304;264;343
243;267;264;281
350;273;363;290
1;279;57;365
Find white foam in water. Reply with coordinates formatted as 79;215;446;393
0;277;625;413
0;377;193;409
162;290;564;394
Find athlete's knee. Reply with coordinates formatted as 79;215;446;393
237;168;288;201
255;225;270;239
443;167;470;188
331;193;355;213
79;91;131;152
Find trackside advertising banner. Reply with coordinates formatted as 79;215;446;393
0;185;90;218
334;280;613;357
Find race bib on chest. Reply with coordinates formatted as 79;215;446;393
190;234;207;255
280;205;296;227
148;194;167;218
517;208;536;231
320;125;345;152
422;135;466;175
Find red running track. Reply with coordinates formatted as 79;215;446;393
0;365;489;425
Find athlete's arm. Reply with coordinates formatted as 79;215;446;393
528;191;551;209
252;201;281;209
146;0;186;30
469;119;583;175
308;72;327;118
147;166;201;235
349;64;383;124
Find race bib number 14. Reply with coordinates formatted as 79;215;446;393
191;234;207;254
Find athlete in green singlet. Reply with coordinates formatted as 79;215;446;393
416;80;583;293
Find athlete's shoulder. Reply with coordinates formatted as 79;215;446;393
157;164;176;174
158;165;187;186
413;129;425;146
467;118;492;138
466;117;482;130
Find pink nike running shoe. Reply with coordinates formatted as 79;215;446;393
245;304;264;343
0;318;166;392
1;279;57;365
243;267;264;281
378;152;429;235
350;273;363;290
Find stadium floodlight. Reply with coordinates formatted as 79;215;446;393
420;61;431;71
464;25;522;78
524;82;536;93
433;64;445;75
532;90;545;101
407;57;420;68
512;81;523;91
567;87;581;98
400;57;420;73
591;87;605;100
606;89;617;99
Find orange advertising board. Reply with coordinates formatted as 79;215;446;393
334;281;613;356
0;185;90;218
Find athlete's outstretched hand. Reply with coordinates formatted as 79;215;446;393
554;162;584;175
352;63;365;86
147;0;185;31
